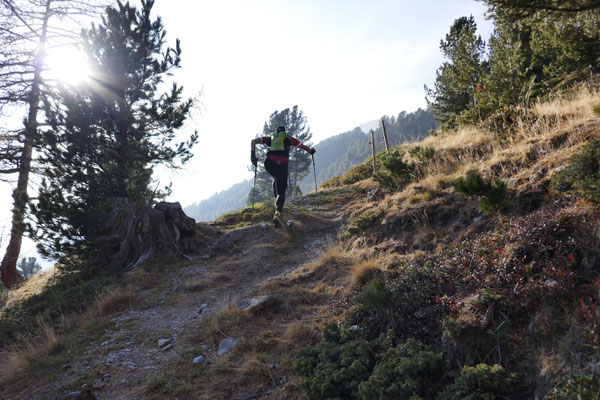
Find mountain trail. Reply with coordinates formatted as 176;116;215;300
20;196;347;400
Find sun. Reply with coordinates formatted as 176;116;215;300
44;44;91;85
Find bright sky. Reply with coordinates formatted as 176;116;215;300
0;0;494;267
153;0;495;206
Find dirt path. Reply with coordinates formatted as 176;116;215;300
22;199;345;400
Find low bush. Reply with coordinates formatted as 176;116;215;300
439;363;519;400
551;138;600;204
356;278;392;310
294;322;375;399
547;374;600;400
295;322;520;400
341;162;374;185
357;339;446;399
452;170;508;214
380;148;412;177
409;146;435;164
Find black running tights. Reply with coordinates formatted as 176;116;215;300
264;158;288;212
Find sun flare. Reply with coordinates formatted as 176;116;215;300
45;45;91;85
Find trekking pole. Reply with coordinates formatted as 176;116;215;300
312;154;318;196
250;165;257;225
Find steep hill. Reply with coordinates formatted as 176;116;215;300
1;85;599;399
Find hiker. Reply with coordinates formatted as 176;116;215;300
251;126;316;224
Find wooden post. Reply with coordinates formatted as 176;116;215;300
370;129;377;174
381;119;389;152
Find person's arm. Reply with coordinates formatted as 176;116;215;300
298;143;316;154
250;138;263;167
251;137;270;166
251;137;262;151
290;137;315;154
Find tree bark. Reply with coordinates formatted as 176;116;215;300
0;0;51;290
97;199;198;270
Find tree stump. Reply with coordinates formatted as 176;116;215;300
98;198;198;270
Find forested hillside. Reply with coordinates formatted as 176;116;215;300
185;179;252;222
300;108;436;193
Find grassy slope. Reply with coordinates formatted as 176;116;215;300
0;84;599;399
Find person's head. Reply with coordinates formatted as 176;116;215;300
276;126;285;133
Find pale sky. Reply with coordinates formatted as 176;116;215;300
153;0;494;205
0;0;494;266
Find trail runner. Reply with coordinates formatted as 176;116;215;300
250;126;316;225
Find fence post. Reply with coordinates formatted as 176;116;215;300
370;129;377;174
381;119;389;152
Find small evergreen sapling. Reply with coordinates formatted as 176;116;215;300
452;171;508;214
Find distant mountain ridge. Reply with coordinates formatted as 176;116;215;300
185;108;436;222
184;179;252;222
299;108;436;193
358;119;380;133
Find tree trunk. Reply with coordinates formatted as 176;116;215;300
0;1;52;290
97;199;198;270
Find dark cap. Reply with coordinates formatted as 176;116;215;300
276;126;285;133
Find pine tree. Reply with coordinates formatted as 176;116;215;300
31;0;197;264
0;0;106;289
478;2;600;111
479;0;600;20
16;257;41;278
425;16;488;128
480;23;536;110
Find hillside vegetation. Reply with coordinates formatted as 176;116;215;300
1;82;599;399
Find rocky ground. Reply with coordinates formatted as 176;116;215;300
12;196;346;400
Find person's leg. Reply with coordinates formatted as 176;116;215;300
274;164;288;212
264;159;277;190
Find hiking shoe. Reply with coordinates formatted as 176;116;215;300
272;211;281;225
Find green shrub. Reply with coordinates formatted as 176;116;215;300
341;208;385;240
353;209;385;230
547;374;600;400
356;278;392;310
452;171;508;214
372;170;397;190
409;146;435;164
321;175;342;188
380;148;412;177
594;104;600;116
551;138;600;204
357;339;446;400
341;162;373;185
295;322;375;400
439;363;518;400
373;149;413;190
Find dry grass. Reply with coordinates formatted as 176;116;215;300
372;83;600;215
287;245;354;285
351;258;380;286
92;285;133;315
1;269;55;313
241;351;273;385
201;304;248;346
284;322;313;346
0;318;64;381
423;125;494;151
